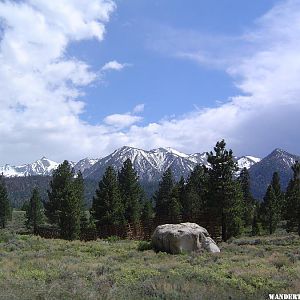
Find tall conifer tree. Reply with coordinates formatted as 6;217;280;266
74;171;89;231
260;172;282;234
141;198;154;226
45;160;73;224
26;188;43;233
238;167;255;226
0;175;11;229
206;140;244;241
45;161;82;240
271;172;284;218
260;184;280;234
154;168;174;221
92;166;125;227
177;176;186;213
285;161;300;235
251;204;261;236
118;159;142;224
184;165;208;222
168;185;182;223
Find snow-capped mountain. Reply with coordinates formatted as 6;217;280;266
83;146;203;182
249;148;300;199
84;146;258;182
73;158;99;174
4;146;300;202
0;157;59;177
236;156;261;170
0;147;261;180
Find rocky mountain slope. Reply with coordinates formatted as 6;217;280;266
0;146;259;182
83;146;207;182
9;146;300;203
249;149;300;199
0;157;59;177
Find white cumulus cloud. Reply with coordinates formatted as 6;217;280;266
0;0;115;164
123;0;300;157
104;114;142;128
1;0;300;164
101;60;129;71
133;104;145;113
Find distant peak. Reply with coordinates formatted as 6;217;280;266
163;147;189;158
271;148;289;155
116;145;140;152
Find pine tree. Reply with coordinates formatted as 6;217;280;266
21;201;29;212
141;198;154;227
260;184;280;234
238;168;255;226
285;161;300;235
177;176;186;212
270;172;284;218
92;166;125;227
154;168;174;221
251;204;261;236
74;171;88;231
206;140;244;241
25;188;43;233
45;161;82;240
118;159;142;224
184;165;208;222
0;175;11;229
260;172;283;234
168;185;182;223
59;183;82;240
45;160;74;225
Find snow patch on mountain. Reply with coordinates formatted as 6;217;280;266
0;147;262;180
73;158;99;174
237;156;261;170
0;157;59;177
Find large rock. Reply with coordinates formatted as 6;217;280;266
151;222;220;254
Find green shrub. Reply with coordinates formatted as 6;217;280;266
137;241;153;251
105;236;120;243
0;231;15;243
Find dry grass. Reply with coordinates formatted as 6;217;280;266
0;212;300;299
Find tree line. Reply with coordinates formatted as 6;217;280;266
1;140;300;241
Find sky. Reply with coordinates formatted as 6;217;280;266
0;0;299;164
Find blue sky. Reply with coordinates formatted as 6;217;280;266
0;0;300;164
69;0;277;125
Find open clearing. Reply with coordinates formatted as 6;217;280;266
1;212;300;299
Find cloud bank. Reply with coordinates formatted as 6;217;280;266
0;0;300;164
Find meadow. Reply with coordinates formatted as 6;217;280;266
0;211;300;300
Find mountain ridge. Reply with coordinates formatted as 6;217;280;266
3;146;300;204
0;146;260;181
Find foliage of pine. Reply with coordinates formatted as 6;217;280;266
260;172;282;234
206;140;244;241
7;140;298;241
45;161;83;240
25;188;44;233
183;165;208;222
168;185;182;223
0;175;11;228
285;161;300;235
154;168;174;220
238;167;255;226
91;166;125;227
118;159;142;224
251;204;261;236
141;199;154;227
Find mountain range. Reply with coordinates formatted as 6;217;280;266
0;146;259;180
1;146;299;203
